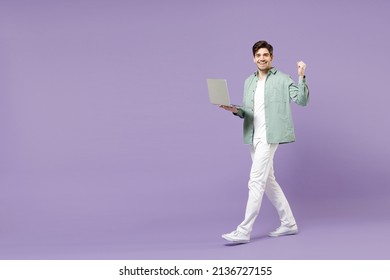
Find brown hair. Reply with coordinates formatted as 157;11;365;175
252;40;273;57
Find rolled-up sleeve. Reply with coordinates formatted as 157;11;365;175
233;108;245;118
289;76;309;106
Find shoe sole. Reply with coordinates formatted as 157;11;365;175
222;235;250;243
268;230;298;237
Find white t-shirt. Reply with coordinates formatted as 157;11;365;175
253;79;267;141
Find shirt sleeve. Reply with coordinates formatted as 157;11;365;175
233;108;245;118
289;76;310;106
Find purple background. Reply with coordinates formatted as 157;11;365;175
1;0;390;259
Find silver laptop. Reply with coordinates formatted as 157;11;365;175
206;78;242;107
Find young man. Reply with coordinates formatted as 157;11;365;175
220;40;309;243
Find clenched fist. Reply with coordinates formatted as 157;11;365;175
297;61;306;77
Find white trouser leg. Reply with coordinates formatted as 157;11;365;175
265;165;296;227
236;140;296;235
237;140;277;235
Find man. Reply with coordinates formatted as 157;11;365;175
220;40;309;243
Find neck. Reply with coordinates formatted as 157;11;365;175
257;69;269;80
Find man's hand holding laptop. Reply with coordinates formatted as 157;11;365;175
220;105;238;114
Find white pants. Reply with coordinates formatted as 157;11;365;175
237;139;296;235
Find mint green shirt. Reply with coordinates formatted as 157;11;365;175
234;67;309;144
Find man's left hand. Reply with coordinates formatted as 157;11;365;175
297;61;306;77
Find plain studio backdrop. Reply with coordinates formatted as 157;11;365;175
0;0;389;259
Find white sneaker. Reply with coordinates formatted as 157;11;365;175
268;224;298;237
222;230;250;243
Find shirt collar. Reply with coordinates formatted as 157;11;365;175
254;67;277;77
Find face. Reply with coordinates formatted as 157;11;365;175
253;48;273;72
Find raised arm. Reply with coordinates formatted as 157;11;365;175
289;61;309;106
